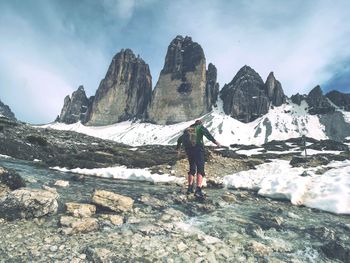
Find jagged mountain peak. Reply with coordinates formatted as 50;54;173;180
0;99;16;120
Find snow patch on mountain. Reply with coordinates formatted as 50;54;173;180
41;100;338;146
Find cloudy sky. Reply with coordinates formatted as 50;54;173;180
0;0;349;124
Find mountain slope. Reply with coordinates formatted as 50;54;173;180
42;98;350;146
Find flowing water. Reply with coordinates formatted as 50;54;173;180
1;157;349;262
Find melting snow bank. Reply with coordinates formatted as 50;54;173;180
40;100;330;146
51;166;185;184
223;159;350;215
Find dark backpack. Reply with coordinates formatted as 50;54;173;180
182;126;198;148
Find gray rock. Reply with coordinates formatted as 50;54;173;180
65;202;96;218
306;85;335;115
326;90;350;111
220;65;270;123
0;188;59;220
147;35;209;124
60;216;99;234
319;112;350;141
57;85;92;124
291;93;305;106
206;63;220;110
88;49;152;126
0;167;26;190
264;72;286;106
0;99;16;121
85;247;113;263
91;189;134;213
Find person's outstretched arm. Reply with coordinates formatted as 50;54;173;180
200;126;221;146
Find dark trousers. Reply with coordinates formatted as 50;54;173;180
185;145;205;176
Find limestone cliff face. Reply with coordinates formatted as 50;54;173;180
206;63;219;110
58;86;91;124
0;99;16;120
264;72;286;106
88;49;152;126
220;65;270;123
147;36;209;124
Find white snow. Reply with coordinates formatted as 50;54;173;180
223;159;350;215
0;154;11;159
235;148;264;156
51;166;185;184
40;100;329;147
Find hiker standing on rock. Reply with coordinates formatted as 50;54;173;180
176;120;221;198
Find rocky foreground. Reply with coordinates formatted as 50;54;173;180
1;117;350;262
1;160;350;263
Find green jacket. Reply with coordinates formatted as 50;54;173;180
176;124;216;150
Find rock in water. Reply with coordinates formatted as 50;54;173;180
65;202;96;218
0;188;59;220
147;35;210;124
57;85;92;124
264;72;286;106
88;49;152;126
220;65;270;123
0;167;26;190
91;190;134;213
306;85;335;115
326;90;350;111
0;99;16;120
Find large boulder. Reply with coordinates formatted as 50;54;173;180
147;35;209;124
326;90;350;111
0;188;59;220
57;85;92;124
88;49;152;126
264;72;286;106
220;65;270;123
0;99;16;121
91;190;133;213
306;86;335;115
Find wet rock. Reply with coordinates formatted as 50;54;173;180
221;192;237;203
0;167;26;190
99;214;124;226
321;240;350;263
0;188;58;220
85;247;113;263
54;180;69;187
65;202;96;218
246;240;272;256
159;208;186;222
139;194;166;209
92;190;134;213
307;226;335;240
0;183;10;198
59;216;99;234
42;185;58;194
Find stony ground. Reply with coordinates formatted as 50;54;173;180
0;118;350;262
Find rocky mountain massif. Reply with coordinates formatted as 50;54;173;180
56;86;93;124
88;49;152;126
220;66;286;123
147;35;218;124
0;99;16;121
56;34;350;127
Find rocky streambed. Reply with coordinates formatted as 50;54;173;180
1;157;350;263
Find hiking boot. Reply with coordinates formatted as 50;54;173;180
194;187;204;198
186;184;194;194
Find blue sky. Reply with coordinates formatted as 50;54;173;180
0;0;349;124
